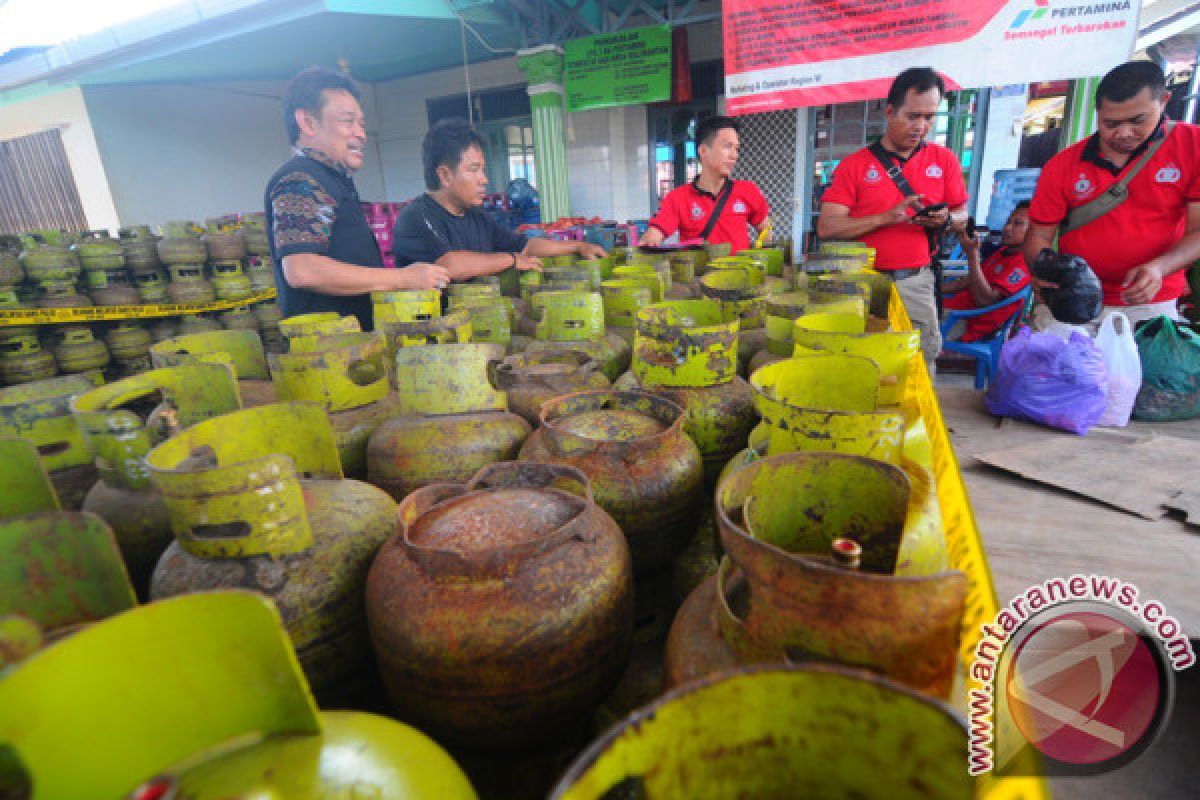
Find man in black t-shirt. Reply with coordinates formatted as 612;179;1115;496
265;67;447;329
392;119;604;276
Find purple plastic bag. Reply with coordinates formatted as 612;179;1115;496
984;327;1109;435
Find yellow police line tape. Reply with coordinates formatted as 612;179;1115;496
889;288;1047;798
0;290;277;327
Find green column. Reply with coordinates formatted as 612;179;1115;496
517;45;571;225
1063;76;1101;146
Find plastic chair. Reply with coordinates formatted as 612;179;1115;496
939;285;1033;389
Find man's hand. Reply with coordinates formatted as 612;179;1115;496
1122;262;1164;305
638;227;665;247
882;195;923;226
398;262;450;290
575;242;607;260
957;229;981;257
515;254;543;272
913;206;950;229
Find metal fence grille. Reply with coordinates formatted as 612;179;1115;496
734;109;797;240
0;129;88;235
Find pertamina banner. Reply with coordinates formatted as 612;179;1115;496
723;0;1141;114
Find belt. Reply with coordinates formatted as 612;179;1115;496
882;266;928;281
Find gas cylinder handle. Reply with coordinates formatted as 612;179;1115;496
345;357;385;387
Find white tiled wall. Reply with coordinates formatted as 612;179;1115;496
565;105;652;222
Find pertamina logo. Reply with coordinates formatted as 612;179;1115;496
690;204;704;219
1010;0;1051;29
865;166;882;184
1007;0;1132;41
926;165;943;178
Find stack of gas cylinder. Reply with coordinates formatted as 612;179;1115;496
0;219;282;389
0;241;973;800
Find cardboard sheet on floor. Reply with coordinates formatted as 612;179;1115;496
1164;489;1200;526
975;434;1195;521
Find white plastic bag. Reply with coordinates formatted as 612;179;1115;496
1093;312;1141;427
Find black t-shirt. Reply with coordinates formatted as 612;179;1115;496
391;193;528;266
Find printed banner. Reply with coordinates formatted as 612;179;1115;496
723;0;1140;114
565;25;672;112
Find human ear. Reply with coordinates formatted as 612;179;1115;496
295;109;318;138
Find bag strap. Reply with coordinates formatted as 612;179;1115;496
699;180;734;242
1062;121;1174;236
869;141;921;200
869;140;941;258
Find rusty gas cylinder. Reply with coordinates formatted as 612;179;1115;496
614;300;757;486
0;374;102;509
367;343;530;500
492;349;611;426
269;332;399;479
150;330;277;408
366;461;633;751
147;403;397;697
664;451;967;698
70;364;242;596
523;291;631;381
519;390;703;573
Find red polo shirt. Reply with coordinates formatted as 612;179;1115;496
648;178;768;254
944;249;1030;341
821;142;968;271
1028;121;1200;306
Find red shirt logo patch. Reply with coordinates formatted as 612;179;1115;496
865;166;882;183
733;200;748;214
691;204;704;219
1155;164;1181;184
925;165;943;178
1073;173;1094;198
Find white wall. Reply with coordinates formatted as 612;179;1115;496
372;57;526;202
372;55;655;221
0;86;120;231
566;104;652;221
21;22;718;230
82;79;391;228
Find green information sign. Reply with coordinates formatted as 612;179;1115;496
565;25;672;113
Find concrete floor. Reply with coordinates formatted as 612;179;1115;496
935;371;1200;798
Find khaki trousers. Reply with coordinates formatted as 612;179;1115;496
893;267;941;372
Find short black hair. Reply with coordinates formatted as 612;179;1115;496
1096;61;1166;107
423;118;487;191
886;67;945;109
282;67;360;145
1012;200;1031;213
695;116;739;148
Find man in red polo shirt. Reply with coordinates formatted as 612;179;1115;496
817;67;968;372
1025;61;1200;329
944;202;1032;341
639;116;769;254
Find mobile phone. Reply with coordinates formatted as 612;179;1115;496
914;202;948;217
